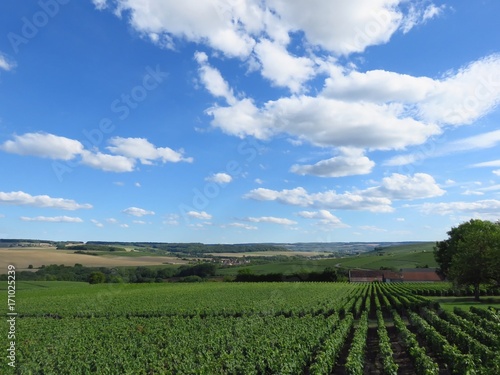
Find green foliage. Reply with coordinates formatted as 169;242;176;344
1;281;499;374
435;219;500;300
345;310;368;375
88;271;106;284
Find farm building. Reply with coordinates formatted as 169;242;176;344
348;269;403;282
400;268;444;282
349;268;442;282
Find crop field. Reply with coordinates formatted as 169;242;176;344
0;248;187;273
1;281;499;374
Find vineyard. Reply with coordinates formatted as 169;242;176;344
1;281;500;374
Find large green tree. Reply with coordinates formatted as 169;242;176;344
434;219;500;300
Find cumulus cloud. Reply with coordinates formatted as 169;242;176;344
419;199;500;217
0;133;191;173
297;210;348;228
245;186;393;212
254;39;316;93
205;172;232;184
187;210;212;220
107;137;193;165
246;216;297;225
265;0;403;55
195;52;237;104
0;133;84;160
122;207;155;217
0;191;92;210
20;216;83;223
291;148;375;177
228;222;258;230
367;173;445;200
80;150;135;172
209;95;440;150
245;173;444;212
111;0;256;58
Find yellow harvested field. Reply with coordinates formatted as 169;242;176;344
0;247;187;273
206;251;326;257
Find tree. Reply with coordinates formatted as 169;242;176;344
434;219;500;300
88;271;106;284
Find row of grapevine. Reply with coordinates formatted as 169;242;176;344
376;309;398;375
344;310;368;375
309;313;354;375
454;307;500;336
420;307;493;364
437;309;499;348
392;309;440;375
407;310;478;374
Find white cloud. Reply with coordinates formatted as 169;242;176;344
254;39;316;93
120;224;129;228
20;216;83;223
291;148;375;177
462;190;484;196
247;216;297;225
367;173;445;200
91;219;104;228
245;186;393;212
187;210;212;220
245;173;443;212
323;67;437;103
418;55;500;125
209;95;440;150
205;172;232;184
494;170;500;176
0;191;92;210
133;220;146;225
107;137;193;164
80;150;135;172
106;218;118;224
419;200;500;218
164;214;180;226
1;133;84;160
297;210;348;228
254;178;264;184
228;222;258;230
266;0;403;55
470;159;500;168
195;52;237;104
400;3;445;33
122;207;155;217
92;0;108;10
111;0;256;58
0;53;16;71
135;182;141;187
387;129;500;167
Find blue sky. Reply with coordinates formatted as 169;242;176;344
0;0;499;243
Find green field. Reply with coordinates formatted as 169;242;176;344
1;280;499;374
217;242;437;275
